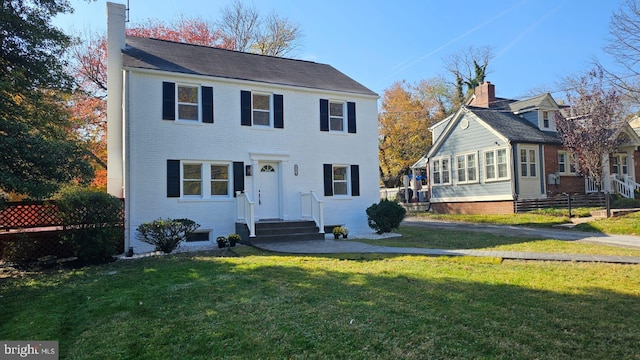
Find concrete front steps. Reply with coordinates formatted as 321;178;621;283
237;220;324;245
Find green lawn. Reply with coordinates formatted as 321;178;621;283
355;226;640;257
414;209;640;235
2;249;640;359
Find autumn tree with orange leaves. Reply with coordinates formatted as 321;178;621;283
378;79;454;188
71;10;302;189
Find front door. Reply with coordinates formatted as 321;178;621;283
257;162;280;219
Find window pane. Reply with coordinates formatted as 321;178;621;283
334;182;347;195
184;164;201;179
211;181;228;195
521;164;527;177
520;149;527;163
186;232;209;242
333;166;347;180
178;104;198;120
184;181;201;195
529;150;536;163
486;165;496;179
467;154;476;181
253;94;270;110
178;86;198;103
497;149;506;164
442;159;449;183
498;163;508;178
330;117;344;131
485;152;494;165
211;165;228;180
253;110;270;125
330;102;343;117
457;156;465;182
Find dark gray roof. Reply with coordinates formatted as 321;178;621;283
506;93;548;113
122;36;377;96
466;106;561;144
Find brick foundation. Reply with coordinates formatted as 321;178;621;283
431;201;514;214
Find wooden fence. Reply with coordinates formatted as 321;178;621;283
0;201;124;259
514;193;606;213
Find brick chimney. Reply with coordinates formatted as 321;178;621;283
469;81;495;108
106;2;126;198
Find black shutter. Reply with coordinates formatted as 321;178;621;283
274;94;284;129
350;164;360;196
320;99;329;132
241;90;252;126
202;86;214;123
323;164;333;196
233;162;245;196
347;102;356;133
162;82;175;120
167;160;180;197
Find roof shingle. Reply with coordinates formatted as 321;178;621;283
122;36;377;97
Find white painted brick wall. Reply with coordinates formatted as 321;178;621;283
124;71;379;252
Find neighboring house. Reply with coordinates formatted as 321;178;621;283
105;3;379;253
425;81;640;214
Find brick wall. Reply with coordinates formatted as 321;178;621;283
431;201;514;214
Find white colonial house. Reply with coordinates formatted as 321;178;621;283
106;3;379;253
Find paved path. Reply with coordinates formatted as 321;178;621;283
253;217;640;264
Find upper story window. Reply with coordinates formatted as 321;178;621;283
432;157;451;186
252;93;271;126
241;90;284;128
177;85;199;121
520;148;537;178
320;99;356;133
162;82;214;123
456;152;478;184
329;101;345;131
484;148;509;182
542;111;550;128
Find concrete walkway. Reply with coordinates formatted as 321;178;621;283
253;217;640;264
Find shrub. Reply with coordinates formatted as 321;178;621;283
3;233;42;268
57;189;123;264
366;199;406;234
613;197;640;209
136;218;200;253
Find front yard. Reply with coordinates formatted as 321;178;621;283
2;234;640;359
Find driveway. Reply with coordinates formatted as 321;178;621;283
402;217;640;249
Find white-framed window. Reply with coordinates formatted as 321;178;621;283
432;157;451;186
558;151;577;175
484;148;509;182
332;165;349;195
456;152;478;184
520;148;537;178
177;84;200;121
612;154;629;176
542;111;550;128
182;162;231;198
329;101;345;131
210;164;230;195
252;93;271;126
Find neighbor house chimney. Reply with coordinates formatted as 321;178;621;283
106;2;126;198
469;81;495;108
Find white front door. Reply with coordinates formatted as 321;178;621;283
257;162;280;219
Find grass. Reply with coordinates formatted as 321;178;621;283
414;209;640;235
356;226;640;257
574;211;640;236
2;250;640;359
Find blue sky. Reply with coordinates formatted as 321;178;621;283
54;0;623;101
